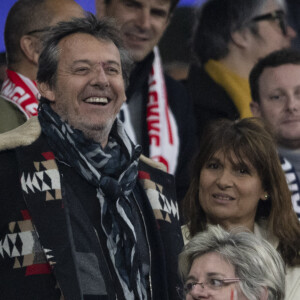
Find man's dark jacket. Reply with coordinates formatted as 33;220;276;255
126;52;197;202
0;117;183;300
187;63;239;139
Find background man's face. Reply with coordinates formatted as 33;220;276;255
41;33;126;146
47;0;85;26
247;0;296;64
103;0;171;62
28;0;85;65
252;64;300;148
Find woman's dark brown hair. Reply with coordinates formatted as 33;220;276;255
183;118;300;266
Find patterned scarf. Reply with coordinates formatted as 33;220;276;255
1;69;39;118
38;102;147;299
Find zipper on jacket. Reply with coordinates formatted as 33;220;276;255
94;228;119;300
132;192;153;300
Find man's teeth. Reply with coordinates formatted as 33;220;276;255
85;97;108;104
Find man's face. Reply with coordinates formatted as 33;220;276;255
248;0;296;63
48;0;85;26
251;64;300;149
40;33;126;147
29;0;85;65
101;0;171;62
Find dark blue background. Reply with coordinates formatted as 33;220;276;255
0;0;198;53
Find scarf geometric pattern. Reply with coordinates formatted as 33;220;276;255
38;102;147;299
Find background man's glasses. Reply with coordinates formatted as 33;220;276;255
251;10;287;36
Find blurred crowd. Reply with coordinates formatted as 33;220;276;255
0;0;299;299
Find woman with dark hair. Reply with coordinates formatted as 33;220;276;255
182;118;300;299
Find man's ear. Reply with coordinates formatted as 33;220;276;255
37;82;55;102
20;35;41;65
231;29;252;48
95;0;107;18
250;101;262;117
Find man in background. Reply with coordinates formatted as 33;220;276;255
188;0;296;138
0;52;7;88
96;0;196;201
0;0;85;133
250;48;300;218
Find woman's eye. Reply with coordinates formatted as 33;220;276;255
207;162;219;169
208;278;223;287
235;164;250;175
184;282;196;292
238;168;249;174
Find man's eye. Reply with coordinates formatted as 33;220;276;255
106;67;119;75
208;278;223;287
269;94;283;101
151;9;168;18
295;88;300;98
124;0;139;8
74;67;90;74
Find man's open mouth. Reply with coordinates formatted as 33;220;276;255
84;97;109;105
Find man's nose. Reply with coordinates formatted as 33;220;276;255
90;65;109;88
286;25;297;39
136;9;151;30
286;95;299;112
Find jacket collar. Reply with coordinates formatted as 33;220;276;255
0;116;41;151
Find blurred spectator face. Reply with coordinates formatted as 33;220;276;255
248;0;296;63
0;52;7;88
47;0;85;26
252;64;300;148
12;0;85;67
103;0;171;62
0;65;7;89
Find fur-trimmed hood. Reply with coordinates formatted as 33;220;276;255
0;117;41;151
0;117;167;173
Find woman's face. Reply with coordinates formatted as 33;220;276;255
198;151;266;231
185;252;247;300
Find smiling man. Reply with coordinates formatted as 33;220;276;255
250;48;300;218
0;15;183;300
96;0;196;202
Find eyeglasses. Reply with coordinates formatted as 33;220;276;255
26;26;52;35
183;278;240;295
251;10;287;36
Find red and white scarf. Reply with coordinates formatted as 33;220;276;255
121;47;179;174
1;69;39;119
